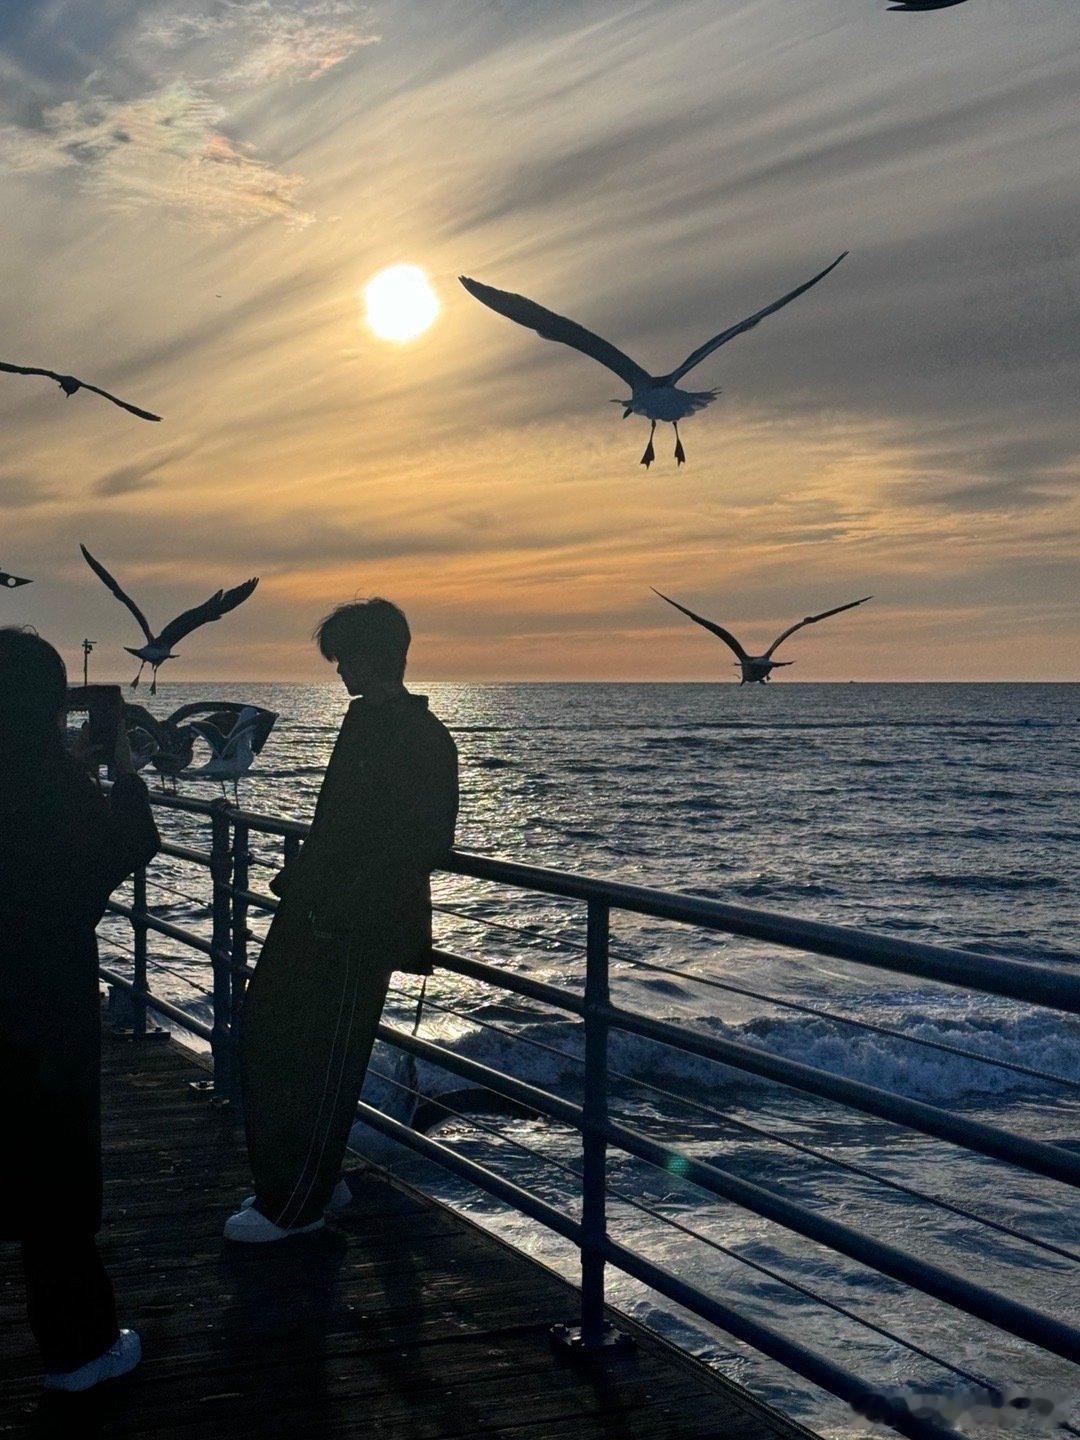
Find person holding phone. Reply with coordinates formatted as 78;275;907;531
0;628;159;1391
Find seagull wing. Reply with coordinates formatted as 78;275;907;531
80;544;155;642
765;595;872;658
459;277;652;389
651;589;748;661
1;570;32;587
158;577;259;648
164;700;248;727
76;379;162;423
1;361;58;379
662;253;849;385
187;719;229;758
1;361;160;421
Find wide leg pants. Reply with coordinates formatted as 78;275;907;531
239;902;390;1230
22;1234;118;1373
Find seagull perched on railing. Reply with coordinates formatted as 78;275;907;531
1;361;161;421
81;544;258;693
460;253;847;468
1;569;32;589
184;704;278;800
652;590;872;683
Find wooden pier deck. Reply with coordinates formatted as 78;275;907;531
1;1030;810;1440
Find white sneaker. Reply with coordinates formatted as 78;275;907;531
43;1329;142;1392
239;1178;352;1215
223;1205;324;1243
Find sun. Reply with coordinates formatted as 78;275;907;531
363;264;440;342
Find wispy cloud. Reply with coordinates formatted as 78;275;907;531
144;0;379;86
0;83;310;225
0;0;377;226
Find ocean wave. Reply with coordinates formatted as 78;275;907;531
367;998;1079;1114
908;872;1062;893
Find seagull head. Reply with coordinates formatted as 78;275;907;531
57;375;81;397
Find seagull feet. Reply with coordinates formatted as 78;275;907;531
640;439;655;468
674;437;686;465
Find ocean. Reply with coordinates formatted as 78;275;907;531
98;681;1079;1437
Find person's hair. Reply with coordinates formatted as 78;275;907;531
0;627;68;773
314;598;411;680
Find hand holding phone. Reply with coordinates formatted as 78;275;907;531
64;685;125;775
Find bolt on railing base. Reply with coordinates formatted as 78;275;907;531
188;1078;231;1108
550;1322;635;1357
104;985;169;1040
109;1023;171;1043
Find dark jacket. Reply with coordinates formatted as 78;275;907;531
270;691;458;975
0;757;160;1239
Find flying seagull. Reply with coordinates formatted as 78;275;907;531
459;253;847;468
888;1;968;9
1;361;161;422
1;569;32;589
81;544;258;693
652;589;872;684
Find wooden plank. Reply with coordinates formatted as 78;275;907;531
0;1031;813;1440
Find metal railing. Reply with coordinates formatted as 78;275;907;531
98;787;1080;1440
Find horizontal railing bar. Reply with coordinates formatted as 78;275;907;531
390;985;1080;1265
376;1023;585;1129
352;1100;582;1245
98;964;214;1042
158;839;213;867
227;915;586;1020
106;901;215;957
359;1070;971;1440
443;853;1080;1015
603;1003;1080;1189
113;806;1080;1181
100;945;215;1001
604;1055;1080;1266
439;904;1080;1094
124;787;1078;1015
376;1022;1079;1363
602;1115;1080;1366
230;884;277;913
369;1058;1005;1402
223;804;307;839
130;787;221;816
601;1238;963;1440
432;948;586;1016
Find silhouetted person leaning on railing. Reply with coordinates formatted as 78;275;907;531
226;598;458;1242
0;628;159;1392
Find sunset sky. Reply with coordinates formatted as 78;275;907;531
1;0;1077;683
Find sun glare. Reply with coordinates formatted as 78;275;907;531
363;264;440;342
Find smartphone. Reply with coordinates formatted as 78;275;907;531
65;684;124;775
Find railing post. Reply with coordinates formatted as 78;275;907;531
209;801;235;1100
131;865;149;1037
553;899;631;1355
230;819;251;1043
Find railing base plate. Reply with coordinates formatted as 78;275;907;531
188;1079;231;1108
109;1025;171;1043
550;1322;635;1357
